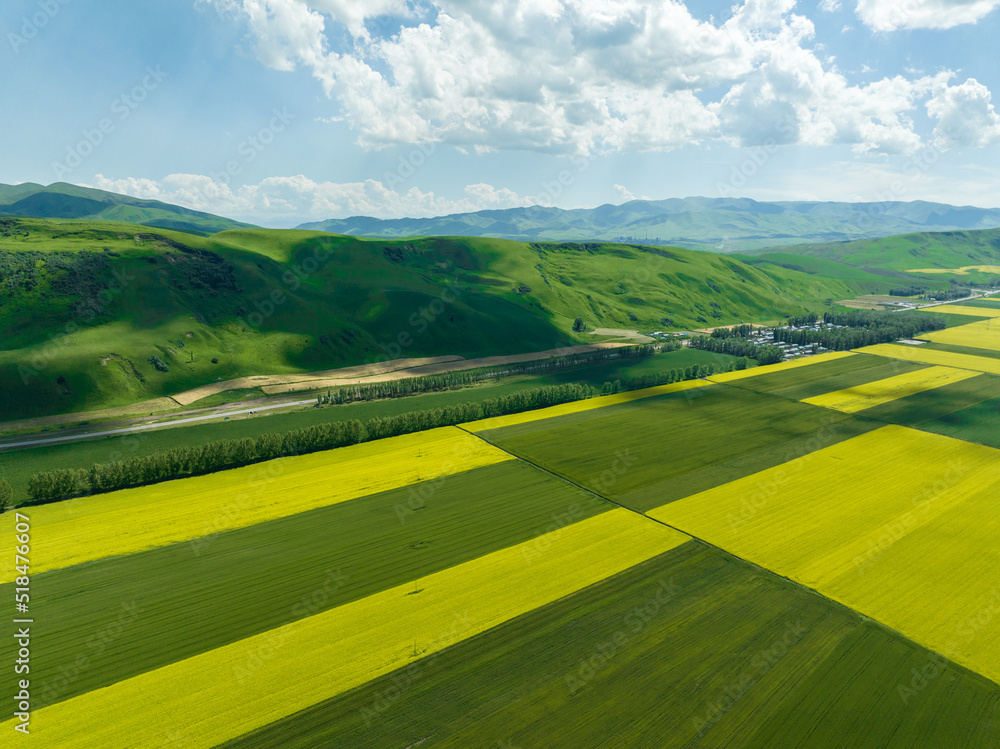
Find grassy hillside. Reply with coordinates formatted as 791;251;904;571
0;217;855;420
0;182;254;236
749;228;1000;283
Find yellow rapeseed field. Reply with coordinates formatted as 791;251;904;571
801;365;980;413
918;318;1000;352
9;509;688;748
918;304;1000;318
906;265;1000;275
854;344;1000;375
706;351;855;384
463;379;708;431
651;425;1000;684
0;427;512;582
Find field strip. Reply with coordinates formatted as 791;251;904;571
0;427;512;582
461;379;707;431
801;366;980;413
917;304;1000;318
707;351;855;384
650;425;1000;684
855;344;1000;375
918;319;1000;352
906;265;1000;275
7;509;688;748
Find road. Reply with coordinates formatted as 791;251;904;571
0;398;315;451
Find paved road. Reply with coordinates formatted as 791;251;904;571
0;398;315;451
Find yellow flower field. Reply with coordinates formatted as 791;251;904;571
463;379;708;431
0;427;512;581
650;425;1000;684
917;304;1000;318
802;365;980;413
8;509;688;748
906;265;1000;275
918;319;1000;352
855;344;1000;375
706;351;855;384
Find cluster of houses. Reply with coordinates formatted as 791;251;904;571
747;322;849;360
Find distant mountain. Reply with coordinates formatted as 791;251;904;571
297;197;1000;252
0;182;256;236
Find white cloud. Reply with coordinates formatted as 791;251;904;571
612;184;635;201
819;0;841;11
89;173;538;223
855;0;1000;31
926;77;1000;147
205;0;1000;157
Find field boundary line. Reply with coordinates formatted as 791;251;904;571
456;426;1000;689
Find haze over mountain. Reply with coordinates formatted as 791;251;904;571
0;183;255;236
297;198;1000;253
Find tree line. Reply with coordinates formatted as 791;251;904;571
25;359;735;504
772;310;946;350
314;344;670;405
689;335;783;365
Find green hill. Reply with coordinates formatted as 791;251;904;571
0;217;859;420
0;182;255;236
748;229;1000;283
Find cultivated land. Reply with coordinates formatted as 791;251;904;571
5;510;686;748
8;224;1000;746
223;544;1000;749
0;427;510;580
475;383;878;512
0;461;609;706
651;426;1000;685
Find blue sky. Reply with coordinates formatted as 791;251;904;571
2;0;1000;226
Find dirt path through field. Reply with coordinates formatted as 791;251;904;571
169;355;465;405
259;342;639;395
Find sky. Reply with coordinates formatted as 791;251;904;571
2;0;1000;227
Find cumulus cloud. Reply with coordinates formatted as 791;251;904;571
203;0;1000;157
90;173;537;222
926;78;1000;147
855;0;1000;31
612;184;635;201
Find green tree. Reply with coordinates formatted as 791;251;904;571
0;478;11;513
573;317;585;332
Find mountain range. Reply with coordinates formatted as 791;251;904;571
298;197;1000;252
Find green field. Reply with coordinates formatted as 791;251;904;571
918;310;997;327
922;395;1000;449
719;353;926;401
919;341;1000;360
0;217;857;420
221;542;1000;749
478;384;878;512
856;373;1000;427
959;298;1000;309
0;347;742;504
0;460;606;707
